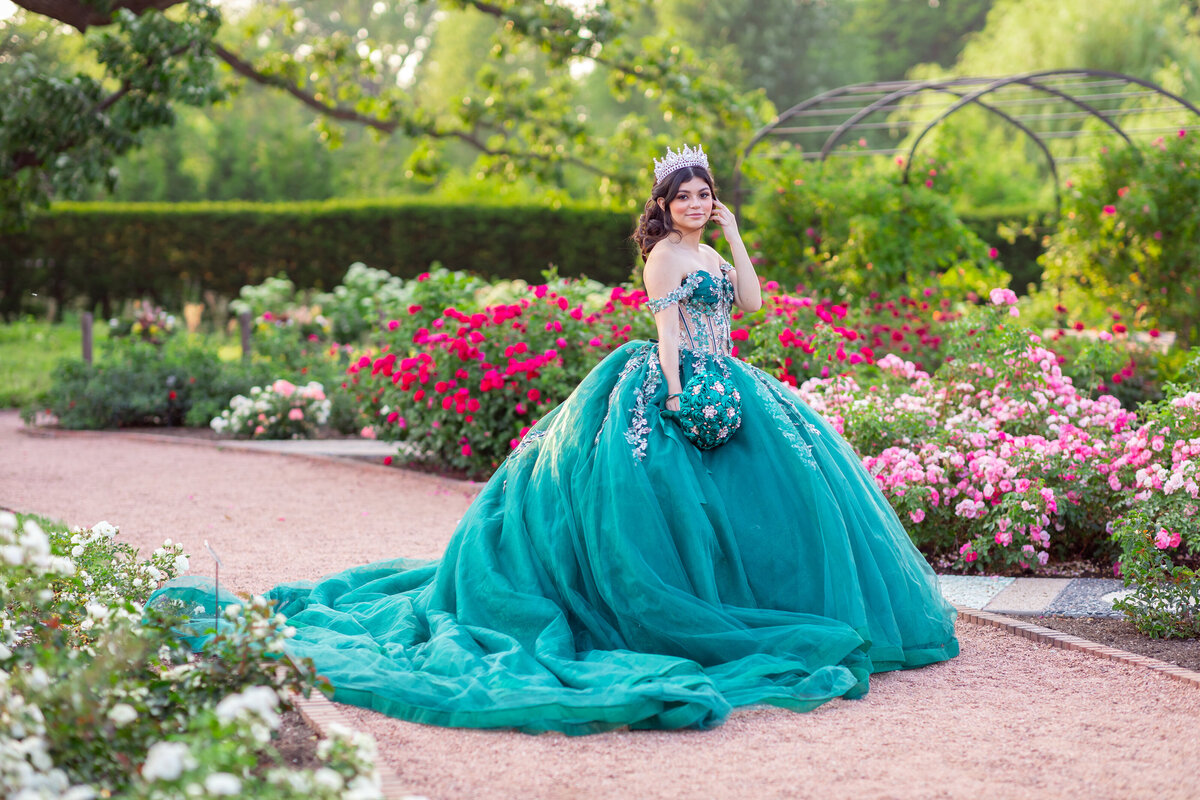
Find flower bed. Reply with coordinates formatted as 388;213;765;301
0;512;382;798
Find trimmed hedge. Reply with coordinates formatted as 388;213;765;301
0;198;1052;318
0;199;639;317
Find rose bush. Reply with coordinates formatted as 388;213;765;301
791;293;1171;575
0;512;382;799
1105;364;1200;637
1042;129;1200;348
347;270;652;476
211;379;332;439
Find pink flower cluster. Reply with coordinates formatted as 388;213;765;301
792;338;1160;571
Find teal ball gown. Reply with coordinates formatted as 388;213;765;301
150;263;959;735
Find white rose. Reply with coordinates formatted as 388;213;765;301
0;510;16;533
141;741;195;782
313;768;344;791
22;519;50;557
71;545;85;557
204;773;242;796
28;666;50;691
92;521;118;539
173;555;189;574
108;703;138;727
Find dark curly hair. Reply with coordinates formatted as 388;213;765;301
631;165;717;261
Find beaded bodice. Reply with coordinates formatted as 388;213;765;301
645;263;736;357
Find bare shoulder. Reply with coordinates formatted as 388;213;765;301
643;247;687;296
699;243;728;267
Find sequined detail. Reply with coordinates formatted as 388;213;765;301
673;351;742;449
745;365;817;468
596;343;656;446
624;355;663;461
646;264;736;358
647;270;705;314
511;426;549;459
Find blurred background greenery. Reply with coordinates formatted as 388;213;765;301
6;0;1194;210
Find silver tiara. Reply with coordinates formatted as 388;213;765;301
653;144;709;184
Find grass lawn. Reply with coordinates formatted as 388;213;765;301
0;315;250;409
0;315;107;409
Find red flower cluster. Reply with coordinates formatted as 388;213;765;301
346;282;653;476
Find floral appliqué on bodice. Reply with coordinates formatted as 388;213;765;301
645;263;737;357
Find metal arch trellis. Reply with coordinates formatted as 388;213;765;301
730;69;1200;219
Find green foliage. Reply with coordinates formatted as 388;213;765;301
4;0;770;226
28;337;274;429
658;0;869;110
0;199;637;317
314;263;409;344
351;269;653;477
1042;131;1200;347
0;512;380;798
1113;525;1200;639
749;154;1007;299
0;1;224;232
1108;365;1200;638
959;205;1053;292
0;314;108;408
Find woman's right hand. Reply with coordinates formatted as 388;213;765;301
666;395;681;412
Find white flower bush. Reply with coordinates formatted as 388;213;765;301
0;513;381;799
211;379;331;439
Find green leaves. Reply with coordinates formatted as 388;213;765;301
2;0;224;231
1043;132;1200;347
5;0;767;227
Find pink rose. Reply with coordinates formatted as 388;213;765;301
909;509;925;524
288;408;304;421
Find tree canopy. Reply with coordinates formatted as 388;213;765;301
0;0;772;229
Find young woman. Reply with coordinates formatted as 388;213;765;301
151;145;959;735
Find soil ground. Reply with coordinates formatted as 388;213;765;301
5;410;1200;800
1033;615;1200;671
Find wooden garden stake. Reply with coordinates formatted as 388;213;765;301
239;311;252;361
81;312;93;366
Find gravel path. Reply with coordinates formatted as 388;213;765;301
4;410;1199;800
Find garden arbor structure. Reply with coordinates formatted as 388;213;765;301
731;69;1200;217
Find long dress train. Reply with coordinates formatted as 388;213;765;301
150;263;959;735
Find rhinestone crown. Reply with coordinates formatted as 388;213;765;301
653;144;709;185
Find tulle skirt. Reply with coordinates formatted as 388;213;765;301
150;340;958;735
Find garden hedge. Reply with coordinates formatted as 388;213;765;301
0;199;641;317
0;199;1049;318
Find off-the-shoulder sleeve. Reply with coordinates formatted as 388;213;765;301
646;271;703;313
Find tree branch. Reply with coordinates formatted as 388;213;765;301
13;0;183;31
211;43;610;178
212;43;399;135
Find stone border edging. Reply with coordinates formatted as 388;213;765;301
957;607;1200;688
290;690;416;800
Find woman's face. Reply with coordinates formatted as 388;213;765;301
664;176;714;233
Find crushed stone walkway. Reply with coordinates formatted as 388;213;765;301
3;410;1198;800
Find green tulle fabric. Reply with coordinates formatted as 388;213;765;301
149;271;959;735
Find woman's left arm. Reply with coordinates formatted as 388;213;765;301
711;199;762;313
